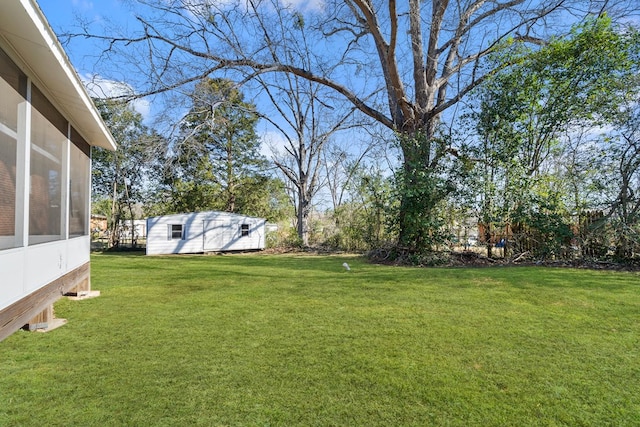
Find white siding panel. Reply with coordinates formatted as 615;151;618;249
24;241;68;293
203;220;227;251
1;237;90;310
146;214;205;255
0;248;26;310
218;219;265;251
66;236;90;270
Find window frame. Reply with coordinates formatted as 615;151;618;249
168;224;184;240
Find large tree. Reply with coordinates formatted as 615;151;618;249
71;0;639;251
260;77;357;245
588;101;640;259
162;78;269;214
241;6;360;245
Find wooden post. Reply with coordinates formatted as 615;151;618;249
23;304;54;331
64;267;91;297
0;262;91;341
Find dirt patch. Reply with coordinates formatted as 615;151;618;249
446;251;502;267
447;251;640;271
261;246;640;272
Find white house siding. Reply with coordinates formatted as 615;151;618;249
146;211;266;255
23;238;89;295
0;249;24;309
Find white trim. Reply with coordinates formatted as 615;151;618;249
31;142;61;164
15;98;29;248
168;223;185;240
61;124;70;239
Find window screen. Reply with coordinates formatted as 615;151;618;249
68;142;89;237
0;46;25;250
29;87;66;244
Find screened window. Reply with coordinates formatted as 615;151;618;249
240;223;250;237
169;224;184;240
68;137;89;237
29;86;67;245
0;47;26;250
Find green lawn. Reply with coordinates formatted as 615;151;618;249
1;253;639;426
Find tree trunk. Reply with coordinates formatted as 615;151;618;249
485;226;493;259
124;182;136;248
396;124;452;252
109;181;119;248
297;196;310;246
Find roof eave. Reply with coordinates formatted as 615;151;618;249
0;0;117;151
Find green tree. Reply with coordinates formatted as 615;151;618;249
234;175;292;222
590;106;640;259
468;16;639;258
92;99;162;247
325;161;396;252
164;78;269;214
72;0;639;253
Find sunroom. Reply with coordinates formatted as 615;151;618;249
0;0;117;341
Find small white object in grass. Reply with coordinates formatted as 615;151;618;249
342;262;351;271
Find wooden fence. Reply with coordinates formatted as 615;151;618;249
476;211;610;259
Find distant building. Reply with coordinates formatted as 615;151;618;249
91;214;108;235
146;211;266;255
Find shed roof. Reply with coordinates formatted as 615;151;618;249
0;0;117;151
147;211;266;222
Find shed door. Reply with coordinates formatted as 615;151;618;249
203;220;231;251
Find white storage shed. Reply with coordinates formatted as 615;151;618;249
146;211;267;255
0;0;117;341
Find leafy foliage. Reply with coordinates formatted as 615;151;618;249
92;99;163;247
152;78;287;219
467;16;640;259
392;132;458;253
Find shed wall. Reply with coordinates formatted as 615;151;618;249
146;213;205;255
146;212;266;255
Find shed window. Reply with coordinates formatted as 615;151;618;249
169;224;184;240
240;223;250;237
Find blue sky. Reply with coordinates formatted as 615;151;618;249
40;1;155;121
38;0;374;211
38;0;372;164
41;1;132;69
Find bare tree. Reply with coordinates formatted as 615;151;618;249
323;142;371;213
68;0;639;250
239;2;362;246
259;76;356;245
598;106;640;258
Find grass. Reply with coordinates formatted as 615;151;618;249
1;253;639;426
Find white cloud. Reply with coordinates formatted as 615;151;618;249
259;130;289;158
82;74;151;121
280;0;324;13
71;0;94;12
